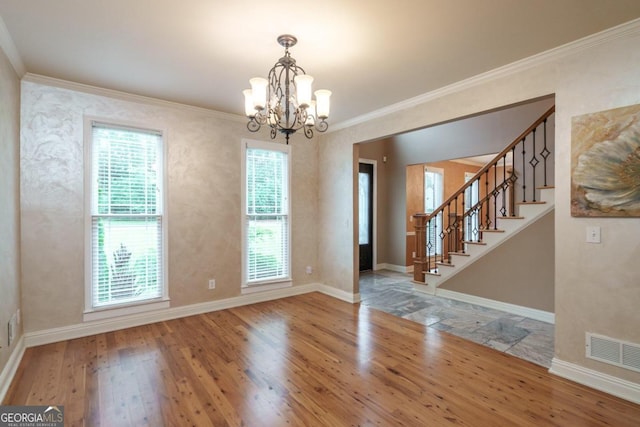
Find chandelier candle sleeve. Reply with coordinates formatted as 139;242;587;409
315;89;331;119
249;77;268;110
243;89;255;117
243;34;331;144
294;74;314;107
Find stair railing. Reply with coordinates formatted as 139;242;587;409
413;105;555;283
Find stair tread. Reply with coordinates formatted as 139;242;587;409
424;271;441;277
436;262;455;267
449;252;470;257
479;228;505;233
463;241;486;245
516;201;546;205
537;185;555;190
497;216;524;220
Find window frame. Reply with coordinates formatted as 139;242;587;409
241;138;292;292
424;166;444;256
83;117;169;321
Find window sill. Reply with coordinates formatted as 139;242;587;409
241;280;292;295
83;298;170;322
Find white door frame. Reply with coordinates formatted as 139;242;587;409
359;158;377;270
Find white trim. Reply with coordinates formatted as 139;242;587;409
83;299;170;322
436;288;555;324
241;138;292;287
550;358;640;405
317;284;361;304
83;117;170;316
375;263;413;274
359;158;377;270
330;18;640;132
0;336;26;402
23;73;245;122
0;15;25;76
241;280;292;294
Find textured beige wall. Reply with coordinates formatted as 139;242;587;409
20;80;318;333
0;48;21;374
440;210;555;312
318;28;640;383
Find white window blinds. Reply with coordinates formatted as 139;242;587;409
245;144;290;283
90;123;164;308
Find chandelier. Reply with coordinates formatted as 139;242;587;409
243;34;331;144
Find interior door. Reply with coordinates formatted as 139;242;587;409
359;162;374;271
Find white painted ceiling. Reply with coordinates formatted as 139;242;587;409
1;1;639;125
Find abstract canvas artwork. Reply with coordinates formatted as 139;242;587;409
571;104;640;217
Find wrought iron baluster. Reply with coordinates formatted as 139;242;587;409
521;137;527;202
493;164;498;229
454;195;458;253
541;118;550;187
426;218;433;272
530;128;538;202
485;170;490;230
501;154;507;217
477;177;482;232
511;146;517;215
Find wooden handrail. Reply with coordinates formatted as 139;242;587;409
413;105;555;283
423;105;555;223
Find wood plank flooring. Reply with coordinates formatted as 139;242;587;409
4;292;640;426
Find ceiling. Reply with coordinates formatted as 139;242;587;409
1;1;639;125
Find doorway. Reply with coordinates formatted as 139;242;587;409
359;161;374;271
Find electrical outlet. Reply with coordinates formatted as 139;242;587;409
208;279;216;289
305;266;313;274
16;308;20;325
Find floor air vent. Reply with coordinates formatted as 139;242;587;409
586;333;640;373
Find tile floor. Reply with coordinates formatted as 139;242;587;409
359;270;555;368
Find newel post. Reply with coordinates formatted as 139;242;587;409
413;213;428;283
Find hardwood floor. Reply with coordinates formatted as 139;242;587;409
4;292;640;426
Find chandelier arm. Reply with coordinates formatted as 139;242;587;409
315;119;328;133
247;118;261;132
304;126;314;139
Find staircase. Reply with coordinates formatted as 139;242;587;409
412;106;555;294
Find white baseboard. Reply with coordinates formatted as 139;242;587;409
436;289;555;324
0;336;26;403
550;358;640;404
318;284;361;303
375;263;413;274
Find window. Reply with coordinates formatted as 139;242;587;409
424;166;444;256
243;140;291;288
86;121;167;317
464;171;480;241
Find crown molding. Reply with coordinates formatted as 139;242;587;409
22;73;247;123
0;14;25;76
330;17;640;132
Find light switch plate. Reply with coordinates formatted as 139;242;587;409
586;226;601;243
